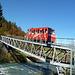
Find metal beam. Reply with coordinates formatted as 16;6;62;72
52;47;56;62
70;50;72;75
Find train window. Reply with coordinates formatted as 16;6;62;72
37;30;39;33
40;29;44;34
36;30;37;33
52;30;55;34
36;30;39;33
48;29;51;33
45;29;47;33
33;30;35;33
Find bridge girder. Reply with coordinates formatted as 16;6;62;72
0;35;75;75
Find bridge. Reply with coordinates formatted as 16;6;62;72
0;35;75;75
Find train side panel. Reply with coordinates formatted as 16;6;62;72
27;27;56;42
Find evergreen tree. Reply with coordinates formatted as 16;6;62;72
0;3;3;27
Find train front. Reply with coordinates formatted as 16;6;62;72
48;28;56;43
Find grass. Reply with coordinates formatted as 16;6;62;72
16;50;27;60
10;49;27;63
44;47;71;63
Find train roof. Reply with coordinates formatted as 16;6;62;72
27;27;55;31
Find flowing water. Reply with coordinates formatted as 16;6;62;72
0;63;57;75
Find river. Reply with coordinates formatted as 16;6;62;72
0;63;57;75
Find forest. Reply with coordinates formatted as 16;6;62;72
0;3;25;37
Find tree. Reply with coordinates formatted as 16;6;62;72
0;3;3;27
0;3;2;17
18;27;22;31
7;21;12;31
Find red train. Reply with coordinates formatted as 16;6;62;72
27;27;56;43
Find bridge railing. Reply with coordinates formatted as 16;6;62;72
54;38;75;47
1;35;75;48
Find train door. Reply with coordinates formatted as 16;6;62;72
48;28;51;41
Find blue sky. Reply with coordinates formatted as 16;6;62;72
0;0;75;38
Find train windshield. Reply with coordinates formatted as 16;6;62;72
48;28;55;34
52;30;55;34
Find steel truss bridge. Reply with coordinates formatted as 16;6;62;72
0;35;75;75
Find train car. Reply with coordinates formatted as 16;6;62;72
27;27;56;43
